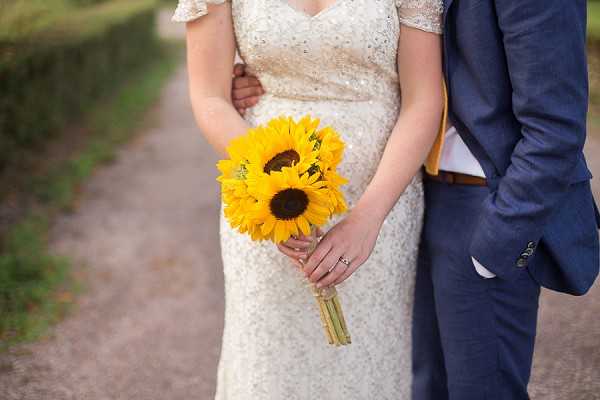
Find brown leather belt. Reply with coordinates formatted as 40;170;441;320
424;170;487;186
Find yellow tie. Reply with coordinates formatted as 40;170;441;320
424;80;448;176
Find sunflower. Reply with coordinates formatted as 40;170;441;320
217;169;264;240
245;116;320;178
217;134;265;240
216;132;253;190
315;125;344;171
252;165;332;243
322;169;348;215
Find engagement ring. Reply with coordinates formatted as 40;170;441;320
339;256;350;267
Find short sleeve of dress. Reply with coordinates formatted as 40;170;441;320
396;0;443;34
172;0;229;22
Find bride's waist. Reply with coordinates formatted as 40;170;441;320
247;93;400;122
260;91;399;106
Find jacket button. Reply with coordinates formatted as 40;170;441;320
522;248;535;257
517;258;528;268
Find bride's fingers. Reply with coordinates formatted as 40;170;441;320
332;261;361;286
290;257;304;269
283;237;312;249
315;261;345;288
309;246;344;284
298;233;315;242
303;240;332;277
276;243;308;261
315;227;325;239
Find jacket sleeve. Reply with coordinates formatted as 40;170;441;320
469;0;589;280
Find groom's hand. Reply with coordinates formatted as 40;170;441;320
231;63;264;115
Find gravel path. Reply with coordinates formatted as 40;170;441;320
1;11;599;399
0;60;224;400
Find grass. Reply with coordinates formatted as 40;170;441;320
589;3;600;132
0;217;73;347
589;3;600;41
0;41;183;349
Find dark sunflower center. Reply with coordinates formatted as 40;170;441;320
264;150;300;173
270;189;309;220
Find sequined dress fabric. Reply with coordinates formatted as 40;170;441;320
173;1;442;398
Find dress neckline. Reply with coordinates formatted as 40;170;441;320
275;0;345;19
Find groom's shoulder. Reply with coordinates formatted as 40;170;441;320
446;0;586;20
445;0;586;40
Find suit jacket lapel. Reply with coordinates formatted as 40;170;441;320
444;0;454;25
442;0;453;81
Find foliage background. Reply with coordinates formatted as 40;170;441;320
0;0;180;347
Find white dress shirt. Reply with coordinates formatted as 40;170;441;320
439;127;496;279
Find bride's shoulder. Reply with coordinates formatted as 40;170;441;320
394;0;442;7
172;0;231;22
394;0;443;34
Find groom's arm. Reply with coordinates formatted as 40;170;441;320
470;0;589;280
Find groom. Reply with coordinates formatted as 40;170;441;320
230;0;600;398
409;1;598;399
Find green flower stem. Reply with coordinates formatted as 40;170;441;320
325;299;346;345
321;297;340;345
333;295;351;344
316;297;334;345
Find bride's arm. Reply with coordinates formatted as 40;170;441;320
290;26;443;288
185;4;251;156
354;27;443;225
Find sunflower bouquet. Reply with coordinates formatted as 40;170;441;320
217;115;351;346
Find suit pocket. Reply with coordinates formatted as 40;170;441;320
569;157;592;184
534;181;600;295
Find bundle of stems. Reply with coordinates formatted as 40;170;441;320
312;285;351;346
303;227;351;346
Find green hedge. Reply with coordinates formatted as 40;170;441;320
0;42;181;348
590;3;600;41
0;0;159;169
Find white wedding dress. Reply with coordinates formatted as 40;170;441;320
173;1;442;398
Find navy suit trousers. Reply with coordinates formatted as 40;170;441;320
412;180;541;400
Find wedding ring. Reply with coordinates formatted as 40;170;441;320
339;256;350;267
328;263;338;273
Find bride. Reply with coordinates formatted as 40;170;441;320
173;0;443;398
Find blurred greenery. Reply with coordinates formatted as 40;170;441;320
0;41;182;349
0;216;73;348
0;0;160;169
589;3;600;123
590;3;600;40
0;0;127;42
0;0;182;347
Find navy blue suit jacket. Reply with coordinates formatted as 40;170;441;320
443;0;599;295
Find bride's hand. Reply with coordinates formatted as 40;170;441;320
305;208;383;288
276;228;323;269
